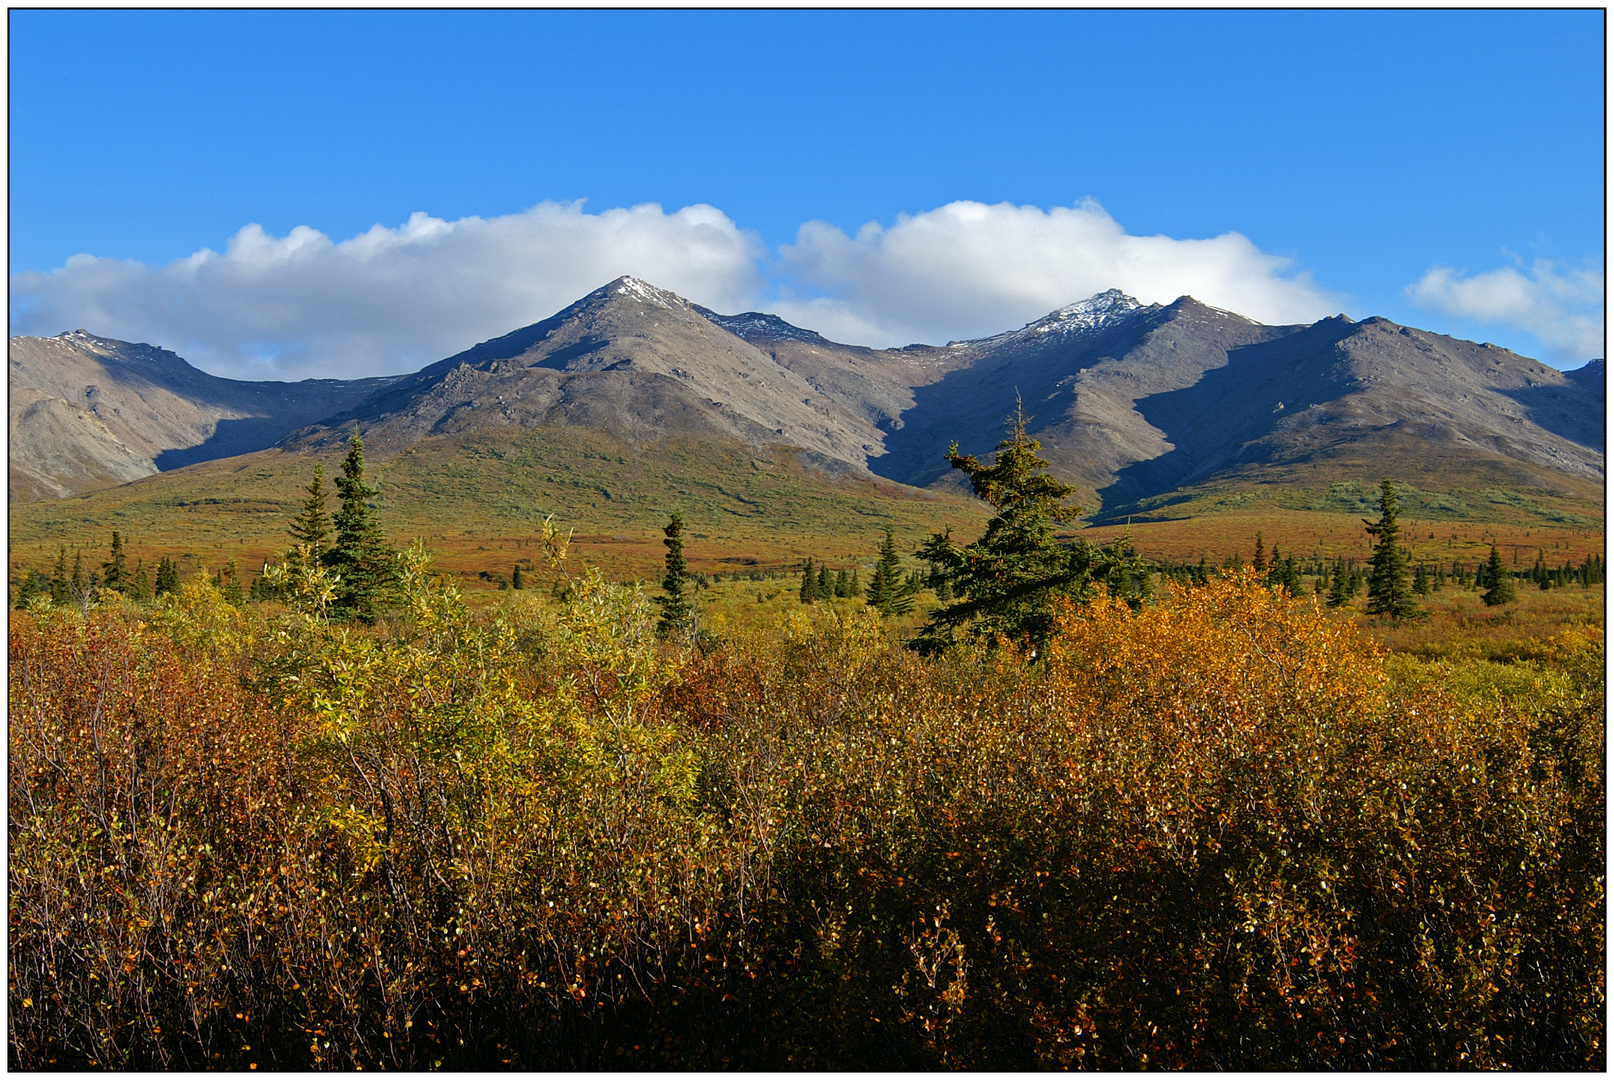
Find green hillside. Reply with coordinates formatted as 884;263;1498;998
8;428;990;586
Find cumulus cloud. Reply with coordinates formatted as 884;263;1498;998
1407;259;1605;362
9;197;1346;380
768;199;1339;347
8;202;765;381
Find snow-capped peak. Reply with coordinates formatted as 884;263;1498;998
958;289;1146;348
1027;289;1144;334
610;275;686;311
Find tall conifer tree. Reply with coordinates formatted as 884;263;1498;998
912;402;1143;652
50;544;70;605
290;463;332;560
101;531;127;594
326;431;396;623
69;549;88;606
654;512;693;636
1364;478;1420;619
1480;545;1517;606
866;526;913;617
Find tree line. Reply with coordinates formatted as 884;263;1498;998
12;419;1605;637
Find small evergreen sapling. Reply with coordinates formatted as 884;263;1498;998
289;462;332;563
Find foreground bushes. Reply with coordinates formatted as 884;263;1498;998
9;572;1603;1068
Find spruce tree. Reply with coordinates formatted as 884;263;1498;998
913;403;1144;653
1480;545;1517;606
15;570;46;607
215;559;245;606
1276;554;1303;595
866;525;913;617
69;549;89;607
50;544;71;605
249;572;275;602
325;431;396;623
654;512;693;636
1412;563;1431;595
289;462;332;561
132;559;150;601
512;565;525;590
1326;558;1349;608
154;556;180;598
101;531;127;594
799;557;818;604
1252;532;1267;577
1363;478;1420;619
835;568;851;598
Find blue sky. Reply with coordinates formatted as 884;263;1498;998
9;9;1604;379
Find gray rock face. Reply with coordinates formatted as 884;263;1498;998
282;276;894;471
1564;358;1605;399
7;331;401;501
709;293;1604;513
11;280;1605;514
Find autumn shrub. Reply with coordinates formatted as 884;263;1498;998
9;569;1603;1068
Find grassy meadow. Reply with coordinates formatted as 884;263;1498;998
7;429;990;591
7;436;1606;1069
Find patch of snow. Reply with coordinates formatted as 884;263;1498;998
700;310;826;344
612;276;685;311
966;289;1149;349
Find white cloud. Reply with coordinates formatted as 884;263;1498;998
768;199;1339;346
8;201;765;381
8;197;1346;380
1407;259;1604;361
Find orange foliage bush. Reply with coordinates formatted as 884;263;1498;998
9;572;1603;1068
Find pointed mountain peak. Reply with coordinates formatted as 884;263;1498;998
960;289;1151;347
1160;295;1254;321
1036;288;1146;330
597;275;691;311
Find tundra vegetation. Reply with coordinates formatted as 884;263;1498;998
8;433;1605;1069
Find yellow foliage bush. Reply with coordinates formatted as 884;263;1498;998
8;568;1603;1069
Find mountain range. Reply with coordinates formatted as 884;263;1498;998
9;277;1604;520
8;331;400;502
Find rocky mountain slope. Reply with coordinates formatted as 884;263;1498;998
713;288;1604;514
281;277;892;476
11;280;1604;519
8;331;400;501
